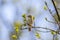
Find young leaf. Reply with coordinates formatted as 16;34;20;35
35;32;41;39
43;5;47;10
13;21;23;33
12;35;17;38
51;30;57;35
22;14;26;18
15;28;19;32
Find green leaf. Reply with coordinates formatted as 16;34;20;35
51;31;57;35
43;5;47;10
22;14;26;18
35;32;41;39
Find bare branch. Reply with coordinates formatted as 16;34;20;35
21;26;60;35
45;18;57;24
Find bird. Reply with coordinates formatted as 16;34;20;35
27;15;35;31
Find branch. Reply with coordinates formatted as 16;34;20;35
52;0;60;21
35;30;50;33
45;18;57;24
45;1;59;23
21;26;60;35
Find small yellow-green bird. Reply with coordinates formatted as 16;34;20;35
27;15;35;31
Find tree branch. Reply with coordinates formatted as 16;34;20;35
45;18;57;24
21;26;60;35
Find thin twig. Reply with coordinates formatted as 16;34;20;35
45;18;57;24
45;1;58;23
35;30;50;33
21;26;60;35
52;0;60;21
